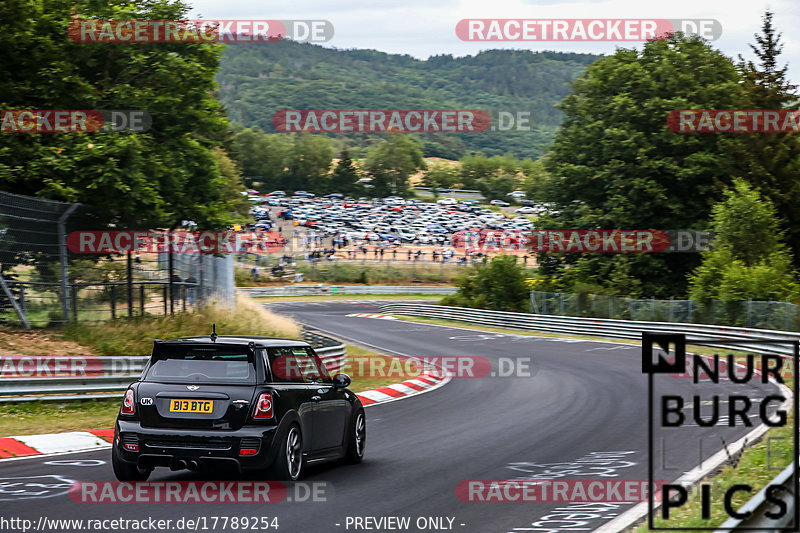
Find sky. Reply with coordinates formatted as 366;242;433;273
187;0;800;84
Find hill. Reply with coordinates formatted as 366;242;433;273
217;41;600;159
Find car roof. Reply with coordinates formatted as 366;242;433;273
159;335;310;348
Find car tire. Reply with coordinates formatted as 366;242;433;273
112;444;151;481
344;409;366;464
270;424;304;481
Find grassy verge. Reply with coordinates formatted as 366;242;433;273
237;261;463;286
0;346;410;437
0;398;122;436
392;314;645;344
391;314;760;359
631;420;795;532
64;296;301;356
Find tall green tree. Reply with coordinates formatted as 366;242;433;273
0;0;240;230
282;134;334;193
538;34;748;297
725;11;800;264
330;147;359;194
688;179;797;302
364;133;425;196
230;127;291;191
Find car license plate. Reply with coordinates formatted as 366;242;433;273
169;399;213;413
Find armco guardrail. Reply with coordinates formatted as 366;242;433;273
378;303;800;357
715;459;797;532
0;333;347;402
239;285;456;297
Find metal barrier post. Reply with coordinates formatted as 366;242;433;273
71;285;78;322
58;203;79;323
127;251;133;317
110;285;116;319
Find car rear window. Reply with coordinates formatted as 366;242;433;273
266;347;331;384
145;345;256;384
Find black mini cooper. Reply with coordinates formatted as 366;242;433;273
113;335;365;481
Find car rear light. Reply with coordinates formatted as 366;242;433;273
239;448;258;456
121;433;138;452
253;393;273;419
121;389;135;415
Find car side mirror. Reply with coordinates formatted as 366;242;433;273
332;373;351;389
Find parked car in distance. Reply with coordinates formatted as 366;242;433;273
113;334;365;482
515;207;537;214
490;200;510;207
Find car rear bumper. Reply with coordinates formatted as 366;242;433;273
116;420;279;472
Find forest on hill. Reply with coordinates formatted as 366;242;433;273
217;41;600;159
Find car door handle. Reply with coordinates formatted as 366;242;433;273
311;396;321;402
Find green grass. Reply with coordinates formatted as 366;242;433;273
631;411;795;532
250;294;443;303
0;398;121;436
391;314;762;359
64;296;301;356
298;262;461;285
0;345;412;437
236;260;463;286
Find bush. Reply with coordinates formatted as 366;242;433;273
440;255;529;312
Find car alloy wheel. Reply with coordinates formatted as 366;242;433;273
354;412;365;457
286;426;302;479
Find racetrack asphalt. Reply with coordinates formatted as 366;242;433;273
0;300;784;533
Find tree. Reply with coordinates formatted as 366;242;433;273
230;127;291;191
330;147;359;194
282;134;334;193
459;154;520;198
364;133;425;196
537;33;748;297
421;163;460;195
689;179;797;302
725;11;800;264
211;147;250;222
477;174;516;201
0;0;237;230
441;255;530;312
520;159;552;202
